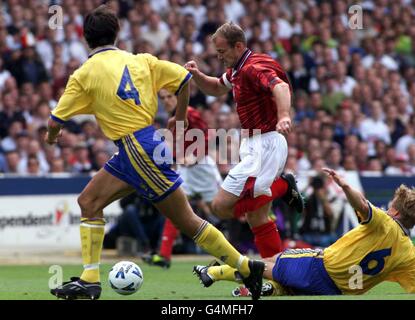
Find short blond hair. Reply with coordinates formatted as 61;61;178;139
212;22;246;47
392;185;415;227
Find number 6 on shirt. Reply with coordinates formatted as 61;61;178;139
117;66;140;105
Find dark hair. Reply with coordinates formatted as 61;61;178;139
83;5;120;49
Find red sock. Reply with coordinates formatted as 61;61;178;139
251;220;282;258
159;218;179;260
234;178;288;217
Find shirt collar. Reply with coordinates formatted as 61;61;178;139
394;218;411;237
88;45;118;58
232;48;252;75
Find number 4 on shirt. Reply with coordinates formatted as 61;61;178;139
117;66;140;105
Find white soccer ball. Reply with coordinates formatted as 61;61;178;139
108;261;144;295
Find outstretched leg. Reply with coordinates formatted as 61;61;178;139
153;187;265;300
193;254;287;297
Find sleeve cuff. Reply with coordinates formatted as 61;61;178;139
50;114;66;124
175;72;192;95
360;201;373;225
268;76;290;93
220;73;232;89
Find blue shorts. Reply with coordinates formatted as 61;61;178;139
272;249;341;295
104;125;182;203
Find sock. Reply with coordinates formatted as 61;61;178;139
208;265;242;283
79;217;105;283
159;218;179;260
234;178;288;217
252;220;282;258
193;221;250;277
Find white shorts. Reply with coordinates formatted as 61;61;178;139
222;131;287;198
177;155;223;202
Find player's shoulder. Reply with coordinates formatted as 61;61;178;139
135;53;167;67
135;52;156;61
250;52;274;60
374;204;395;221
72;49;131;80
248;52;279;65
366;202;389;221
243;53;282;73
67;61;89;83
368;202;387;215
364;202;401;233
135;53;179;69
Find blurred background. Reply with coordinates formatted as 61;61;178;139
0;0;414;259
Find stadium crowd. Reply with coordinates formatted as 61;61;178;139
0;0;414;250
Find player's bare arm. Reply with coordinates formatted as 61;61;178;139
176;81;190;123
184;60;229;97
323;167;369;219
273;82;292;135
45;118;63;145
167;82;190;132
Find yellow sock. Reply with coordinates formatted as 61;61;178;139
193;221;250;277
79;217;105;283
208;265;242;283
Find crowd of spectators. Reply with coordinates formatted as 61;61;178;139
0;0;414;249
0;0;414;177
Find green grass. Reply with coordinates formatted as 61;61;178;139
0;261;413;300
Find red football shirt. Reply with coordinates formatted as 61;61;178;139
219;49;290;134
184;106;209;156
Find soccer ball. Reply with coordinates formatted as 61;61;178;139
108;261;144;295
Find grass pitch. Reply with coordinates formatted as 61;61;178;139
0;260;413;300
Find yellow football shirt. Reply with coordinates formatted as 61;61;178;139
323;202;415;294
51;47;191;140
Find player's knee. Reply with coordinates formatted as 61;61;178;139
77;194;95;218
211;200;232;219
211;199;221;216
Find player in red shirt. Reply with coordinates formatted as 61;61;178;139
143;88;223;268
185;22;304;294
